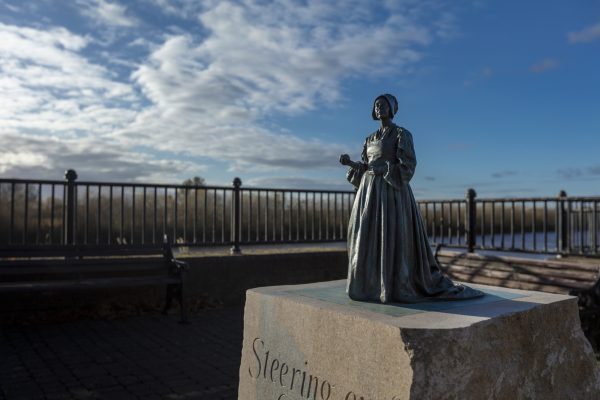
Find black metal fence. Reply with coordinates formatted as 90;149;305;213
0;170;354;253
1;171;598;257
420;189;599;256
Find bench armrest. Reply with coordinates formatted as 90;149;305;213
170;259;189;271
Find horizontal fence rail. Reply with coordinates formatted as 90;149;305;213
1;171;599;257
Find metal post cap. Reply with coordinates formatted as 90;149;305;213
65;169;78;181
232;177;242;188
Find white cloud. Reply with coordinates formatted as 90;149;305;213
568;21;600;44
0;22;171;181
124;0;450;171
0;22;138;136
0;132;206;182
76;0;138;28
0;151;48;169
1;2;22;13
0;23;87;58
529;58;559;73
1;1;457;182
146;0;204;19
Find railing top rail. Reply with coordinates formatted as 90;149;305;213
416;198;465;203
241;186;355;194
1;177;356;195
557;195;600;201
76;182;356;194
0;178;65;185
475;195;600;202
72;180;358;195
75;180;233;190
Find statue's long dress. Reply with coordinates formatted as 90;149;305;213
346;124;483;303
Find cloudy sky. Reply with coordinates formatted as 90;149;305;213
0;0;598;198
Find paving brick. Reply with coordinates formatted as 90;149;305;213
126;383;156;396
2;386;45;400
42;389;70;398
72;366;109;380
69;388;97;400
80;375;119;390
45;393;74;400
0;307;243;400
40;381;67;392
143;395;165;400
115;374;139;386
94;388;133;400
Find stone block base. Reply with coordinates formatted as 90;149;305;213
238;280;600;400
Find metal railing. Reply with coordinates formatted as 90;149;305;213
419;189;600;256
0;170;354;253
1;171;598;257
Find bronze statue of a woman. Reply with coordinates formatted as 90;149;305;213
340;94;483;303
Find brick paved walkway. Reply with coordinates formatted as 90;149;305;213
0;307;243;400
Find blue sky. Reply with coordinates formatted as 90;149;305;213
0;0;598;199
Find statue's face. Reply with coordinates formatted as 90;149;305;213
374;98;390;120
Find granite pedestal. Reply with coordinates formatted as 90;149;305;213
238;280;600;400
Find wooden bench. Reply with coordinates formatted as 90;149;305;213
435;248;600;295
0;236;189;322
435;247;600;348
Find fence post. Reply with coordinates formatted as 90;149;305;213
64;169;78;245
466;188;477;253
230;177;242;255
558;190;568;253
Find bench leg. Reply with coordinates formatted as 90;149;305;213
163;285;174;315
177;282;188;324
164;283;187;323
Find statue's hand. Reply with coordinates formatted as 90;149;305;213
339;154;351;166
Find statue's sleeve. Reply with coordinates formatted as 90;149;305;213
384;128;417;188
346;139;368;188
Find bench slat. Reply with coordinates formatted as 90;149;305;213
0;276;182;293
444;271;573;295
442;264;592;289
0;249;165;259
437;256;599;282
437;250;600;273
0;257;166;268
0;263;169;277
